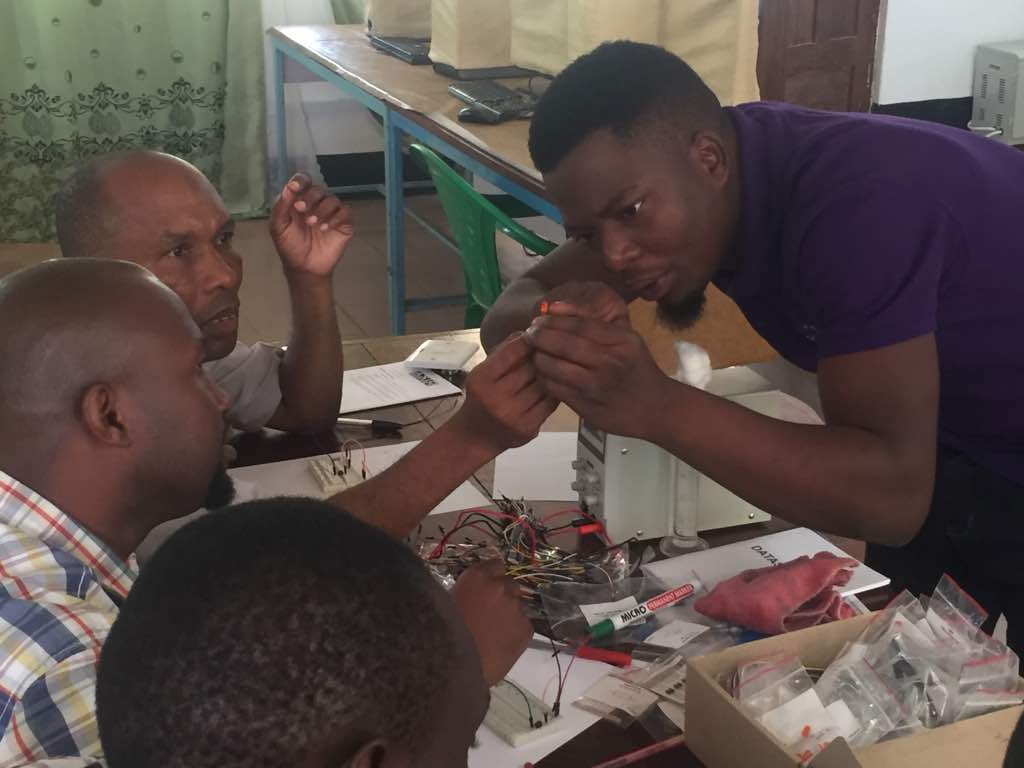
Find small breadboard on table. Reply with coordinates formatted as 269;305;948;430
483;679;564;747
308;450;370;495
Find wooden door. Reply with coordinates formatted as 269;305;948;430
758;0;881;112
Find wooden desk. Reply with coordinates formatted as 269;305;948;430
233;329;880;768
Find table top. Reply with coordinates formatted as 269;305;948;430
270;25;546;199
233;329;879;768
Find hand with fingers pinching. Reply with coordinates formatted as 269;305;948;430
448;333;559;455
538;280;630;326
525;312;672;440
270;173;355;277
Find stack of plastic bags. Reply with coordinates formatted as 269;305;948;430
727;575;1023;765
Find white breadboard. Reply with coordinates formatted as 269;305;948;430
483;679;564;747
308;454;368;495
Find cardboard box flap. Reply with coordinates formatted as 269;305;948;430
854;706;1020;768
810;739;861;768
687;653;800;768
690;614;876;676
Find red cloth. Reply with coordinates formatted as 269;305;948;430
693;551;858;635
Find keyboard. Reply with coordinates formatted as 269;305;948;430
447;80;538;122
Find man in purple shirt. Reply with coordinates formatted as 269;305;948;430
481;41;1024;653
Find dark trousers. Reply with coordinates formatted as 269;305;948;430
866;446;1024;659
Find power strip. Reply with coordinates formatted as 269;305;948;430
483;679;563;748
309;454;368;495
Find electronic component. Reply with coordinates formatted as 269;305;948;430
405;338;479;372
483;679;563;747
970;40;1024;145
418;499;629;602
573;367;795;543
309;447;369;495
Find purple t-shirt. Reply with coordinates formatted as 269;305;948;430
717;102;1024;485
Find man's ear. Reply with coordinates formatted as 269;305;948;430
691;130;730;188
346;739;401;768
79;383;132;447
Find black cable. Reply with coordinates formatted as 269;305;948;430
549;635;565;718
503;679;537;728
538;605;566;718
426;514;509;560
577;536;639;562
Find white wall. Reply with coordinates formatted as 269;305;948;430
263;0;382;189
875;0;1024;104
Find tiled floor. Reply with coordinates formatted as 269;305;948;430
0;194;470;344
232;194;471;343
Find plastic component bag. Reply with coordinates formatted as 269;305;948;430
924;574;988;646
736;654;816;720
814;655;907;747
538;574;709;645
728;575;1022;757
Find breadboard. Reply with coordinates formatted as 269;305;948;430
308;454;368;495
483;679;564;747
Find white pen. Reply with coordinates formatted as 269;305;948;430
336;417;403;434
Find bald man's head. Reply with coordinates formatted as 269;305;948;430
0;259;175;430
56;152;210;259
0;259;233;545
56;152;243;361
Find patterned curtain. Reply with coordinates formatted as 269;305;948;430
0;0;268;242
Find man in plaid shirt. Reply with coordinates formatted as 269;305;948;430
0;258;554;765
0;258;235;765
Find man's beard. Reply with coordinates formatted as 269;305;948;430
656;288;707;330
203;464;236;510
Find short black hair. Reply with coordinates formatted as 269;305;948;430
528;40;723;173
97;498;455;768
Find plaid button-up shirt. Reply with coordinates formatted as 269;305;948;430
0;471;135;766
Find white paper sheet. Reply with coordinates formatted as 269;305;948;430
579;597;638;628
339;362;461;413
579;676;661;718
492;431;578;501
470;642;613;768
642;527;890;598
227;440;491;515
645;620;710;649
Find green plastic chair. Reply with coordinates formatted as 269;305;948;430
408;143;557;328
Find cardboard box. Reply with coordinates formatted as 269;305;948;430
687;614;1023;768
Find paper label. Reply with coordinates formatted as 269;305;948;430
579;597;638;627
646;620;710;649
825;699;859;741
758;688;830;746
891;610;937;648
578;676;660;718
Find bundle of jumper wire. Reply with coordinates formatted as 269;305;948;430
418;498;631;604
